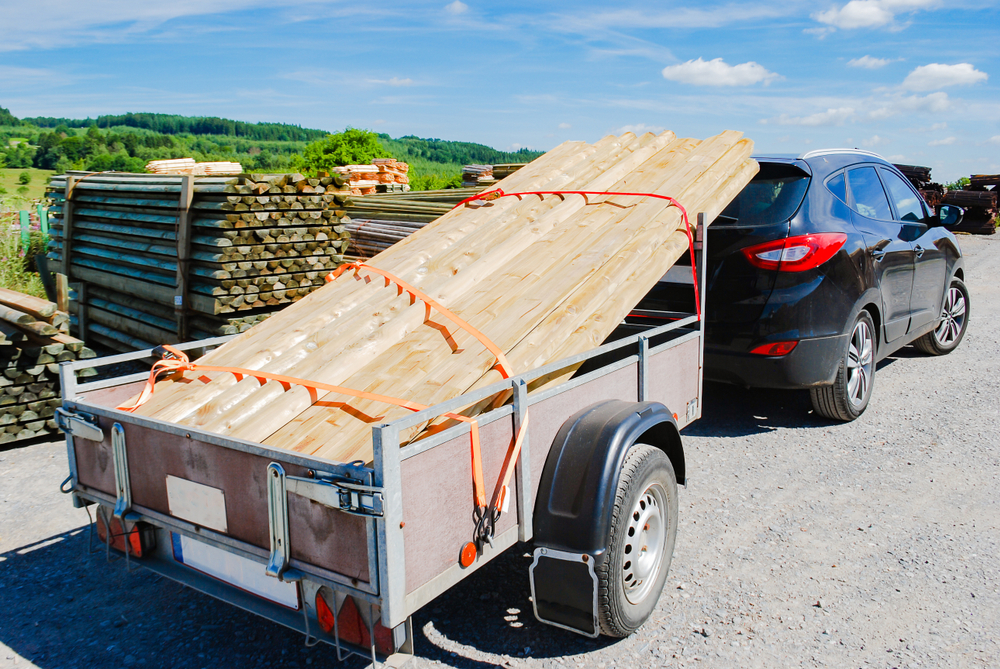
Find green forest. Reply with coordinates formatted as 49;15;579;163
0;106;544;191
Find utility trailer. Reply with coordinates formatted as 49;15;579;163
56;218;710;665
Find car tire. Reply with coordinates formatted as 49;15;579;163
913;278;969;356
810;310;876;422
596;444;678;637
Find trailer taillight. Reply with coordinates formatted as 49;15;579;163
95;509;155;557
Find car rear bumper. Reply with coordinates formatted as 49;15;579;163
704;333;848;389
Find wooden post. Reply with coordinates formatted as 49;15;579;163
36;204;48;236
175;175;195;341
77;282;89;343
61;177;77;277
55;274;70;313
19;211;29;253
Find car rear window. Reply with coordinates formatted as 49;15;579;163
717;163;810;227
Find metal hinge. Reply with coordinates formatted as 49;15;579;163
54;408;104;442
287;472;384;518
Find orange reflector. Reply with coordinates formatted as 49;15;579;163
96;511;151;557
315;591;336;635
459;541;477;568
750;340;799;356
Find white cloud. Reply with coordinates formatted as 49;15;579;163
848;55;895;69
615;123;666;135
558;122;571;129
445;1;468;15
928;137;956;146
867;92;950;119
661;58;780;87
764;107;856;127
990;135;1000;145
813;0;940;31
815;1;894;29
902;63;988;91
862;135;889;147
803;26;835;38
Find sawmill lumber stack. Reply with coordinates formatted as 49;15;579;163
947;173;998;235
333;160;410;195
0;288;95;443
894;163;944;208
146;158;244;175
130;129;758;466
343;188;486;258
462;164;494;188
45;171;353;350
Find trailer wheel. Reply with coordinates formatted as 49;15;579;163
596;443;678;637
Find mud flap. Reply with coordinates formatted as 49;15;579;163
529;547;599;638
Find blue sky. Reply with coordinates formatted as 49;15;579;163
0;0;997;181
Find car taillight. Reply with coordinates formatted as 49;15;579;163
741;233;847;272
750;341;798;356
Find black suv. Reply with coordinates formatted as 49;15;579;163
639;149;969;421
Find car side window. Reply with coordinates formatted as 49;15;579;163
826;172;847;204
879;168;926;222
847;166;892;220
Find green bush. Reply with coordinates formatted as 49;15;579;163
0;223;47;298
17;170;30;185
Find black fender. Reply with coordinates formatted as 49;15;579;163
532;400;684;556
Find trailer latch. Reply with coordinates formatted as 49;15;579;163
286;474;384;518
54;408;104;442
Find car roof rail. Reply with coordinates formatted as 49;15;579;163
798;148;887;161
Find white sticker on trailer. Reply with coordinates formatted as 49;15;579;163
166;475;228;533
171;534;299;610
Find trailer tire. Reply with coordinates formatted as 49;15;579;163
596;443;678;637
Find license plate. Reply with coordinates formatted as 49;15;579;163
171;533;299;610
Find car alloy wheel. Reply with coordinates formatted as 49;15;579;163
845;317;874;409
933;285;967;347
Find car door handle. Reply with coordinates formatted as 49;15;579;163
914;245;925;258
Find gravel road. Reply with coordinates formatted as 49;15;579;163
2;235;997;669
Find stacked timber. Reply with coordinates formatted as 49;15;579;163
946;174;998;235
492;163;526;180
45;171;353;351
462;164;494;188
333;161;410;195
894;163;944;208
343;188;485;258
128;129;757;465
0;288;95;444
146;158;244;175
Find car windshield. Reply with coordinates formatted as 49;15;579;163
717;163;810;227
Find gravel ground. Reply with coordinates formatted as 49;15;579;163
2;235;997;669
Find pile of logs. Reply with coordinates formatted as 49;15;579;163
895;163;944;208
0;288;95;444
130;129;758;465
45;172;353;351
343;188;485;258
146;158;244;176
946;174;998;235
333;160;410;195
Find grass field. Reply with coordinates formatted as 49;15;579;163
0;168;56;207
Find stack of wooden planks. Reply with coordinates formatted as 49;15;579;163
343;188;486;258
45;171;353;351
146;158;244;175
333;160;410;195
895;163;944;208
130;130;757;464
462;164;494;188
946;174;998;235
0;288;95;443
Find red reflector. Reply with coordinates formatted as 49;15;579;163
750;341;799;356
95;509;152;557
741;233;847;272
315;591;336;634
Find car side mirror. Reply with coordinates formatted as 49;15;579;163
937;204;964;227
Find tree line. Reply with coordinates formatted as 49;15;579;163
0;106;544;189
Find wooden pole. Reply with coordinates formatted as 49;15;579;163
176;175;195;340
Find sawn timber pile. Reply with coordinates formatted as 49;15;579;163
131;130;757;464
